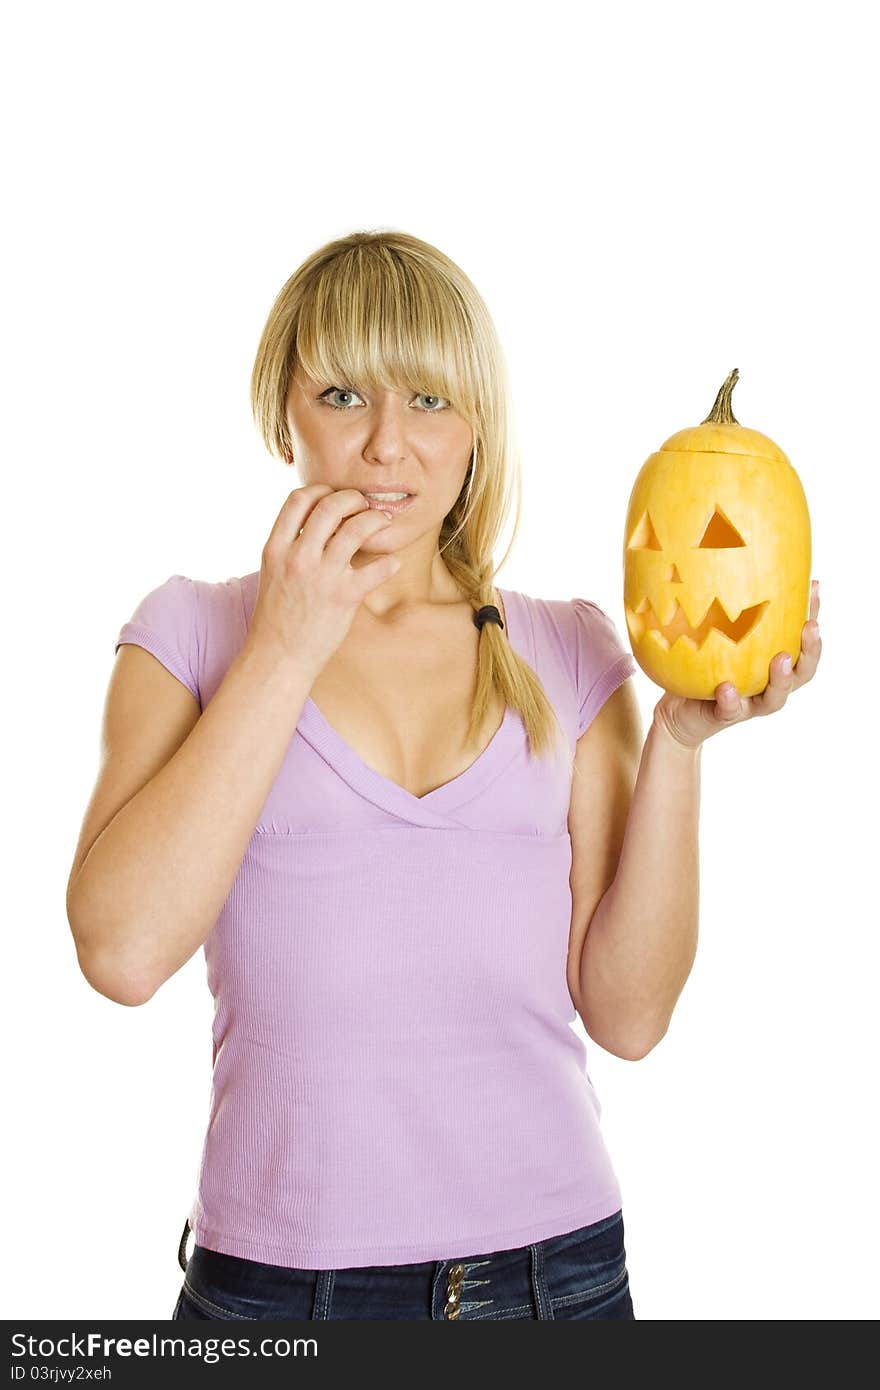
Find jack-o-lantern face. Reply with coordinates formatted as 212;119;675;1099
623;371;811;700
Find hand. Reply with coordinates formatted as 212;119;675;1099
652;579;822;751
246;483;400;679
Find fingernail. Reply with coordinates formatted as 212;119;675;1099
782;655;792;673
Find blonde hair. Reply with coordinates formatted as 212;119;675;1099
250;229;571;769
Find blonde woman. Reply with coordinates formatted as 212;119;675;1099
66;230;821;1321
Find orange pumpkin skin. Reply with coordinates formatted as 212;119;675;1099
623;370;812;700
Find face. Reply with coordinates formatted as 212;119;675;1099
285;363;474;561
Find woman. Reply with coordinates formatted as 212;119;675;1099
67;230;821;1320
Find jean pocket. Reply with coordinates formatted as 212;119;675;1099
183;1243;323;1320
542;1210;630;1316
173;1285;226;1320
175;1223;243;1319
182;1246;267;1320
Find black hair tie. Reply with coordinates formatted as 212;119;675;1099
473;604;504;632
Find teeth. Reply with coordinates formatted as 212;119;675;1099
365;492;409;501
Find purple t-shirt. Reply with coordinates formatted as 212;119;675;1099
115;571;637;1269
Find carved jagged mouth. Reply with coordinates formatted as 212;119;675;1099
627;597;769;649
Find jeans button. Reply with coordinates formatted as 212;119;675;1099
444;1263;465;1319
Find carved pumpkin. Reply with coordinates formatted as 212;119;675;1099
623;369;811;699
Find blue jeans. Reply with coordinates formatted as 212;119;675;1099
172;1209;635;1320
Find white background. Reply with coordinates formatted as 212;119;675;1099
4;0;877;1322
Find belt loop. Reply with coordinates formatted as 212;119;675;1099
530;1242;554;1320
177;1217;191;1273
431;1260;449;1320
312;1269;335;1320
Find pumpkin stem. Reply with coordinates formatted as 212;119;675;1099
701;368;740;425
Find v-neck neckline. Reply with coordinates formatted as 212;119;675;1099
290;586;524;827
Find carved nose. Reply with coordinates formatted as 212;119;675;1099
668;564;683;583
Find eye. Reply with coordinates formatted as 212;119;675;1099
318;387;451;412
696;507;746;548
318;387;364;409
626;511;662;550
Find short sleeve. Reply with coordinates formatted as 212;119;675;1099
571;598;637;738
114;573;201;705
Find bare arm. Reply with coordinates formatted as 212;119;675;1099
67;639;312;1005
578;713;702;1058
67;484;400;1007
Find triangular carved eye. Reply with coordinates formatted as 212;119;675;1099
696;507;746;548
627;511;662;550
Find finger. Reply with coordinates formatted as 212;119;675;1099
810;578;820;621
714;682;743;721
350;550;403;596
292;487;375;560
327;505;398;567
749;652;795;715
264;482;337;554
793;614;822;687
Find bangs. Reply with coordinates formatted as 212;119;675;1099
292;243;479;415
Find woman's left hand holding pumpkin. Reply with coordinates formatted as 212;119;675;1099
652;580;822;751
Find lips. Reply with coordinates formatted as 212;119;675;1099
359;486;414;496
361;493;415;516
